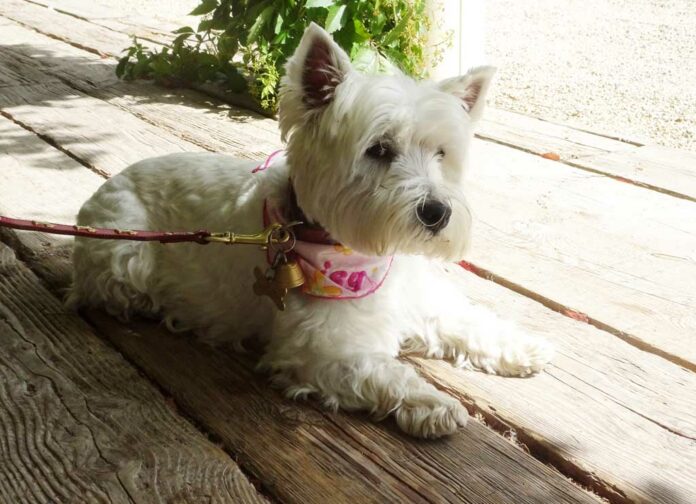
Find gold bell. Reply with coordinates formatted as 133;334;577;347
272;259;306;290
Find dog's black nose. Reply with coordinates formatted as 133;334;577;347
417;199;452;234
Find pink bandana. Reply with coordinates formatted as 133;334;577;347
254;152;392;299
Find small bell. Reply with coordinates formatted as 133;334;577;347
252;256;305;311
272;258;305;290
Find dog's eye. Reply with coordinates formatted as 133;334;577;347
366;142;395;162
437;148;445;158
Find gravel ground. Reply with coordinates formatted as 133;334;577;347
485;0;696;150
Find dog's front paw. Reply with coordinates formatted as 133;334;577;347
394;392;468;439
461;333;554;377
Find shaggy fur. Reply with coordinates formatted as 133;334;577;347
69;23;553;438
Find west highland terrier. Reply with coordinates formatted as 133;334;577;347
69;23;553;438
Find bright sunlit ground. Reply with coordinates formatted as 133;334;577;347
486;0;696;150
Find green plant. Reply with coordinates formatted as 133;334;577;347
116;0;449;113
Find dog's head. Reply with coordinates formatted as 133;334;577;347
279;23;495;261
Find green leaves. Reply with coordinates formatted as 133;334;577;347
117;0;441;113
324;4;346;33
306;0;334;7
189;0;218;16
247;5;274;43
381;11;410;47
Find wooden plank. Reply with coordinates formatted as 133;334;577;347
2;11;695;502
92;314;602;504
0;79;205;176
0;239;266;503
1;0;134;57
577;145;696;201
30;0;197;24
478;108;639;160
0;0;271;116
0;21;278;160
0;114;103;283
0;117;600;504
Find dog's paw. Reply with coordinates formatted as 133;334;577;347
461;334;554;377
394;392;468;439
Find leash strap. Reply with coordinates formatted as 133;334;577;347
0;215;212;244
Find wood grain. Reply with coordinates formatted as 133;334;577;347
408;266;696;504
577;145;696;201
478;108;639;160
0;241;266;503
91;313;603;504
0;79;205;176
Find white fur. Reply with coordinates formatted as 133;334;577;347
69;23;553;438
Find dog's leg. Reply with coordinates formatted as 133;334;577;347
402;263;554;377
435;304;553;376
266;353;468;438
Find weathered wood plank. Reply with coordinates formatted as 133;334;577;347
0;114;103;284
0;107;600;502
29;0;195;46
1;0;134;57
0;239;267;503
577;145;696;201
0;21;277;161
478;108;639;160
0;80;205;176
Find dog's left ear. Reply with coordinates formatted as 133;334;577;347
437;66;496;122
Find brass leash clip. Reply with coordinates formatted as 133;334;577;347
205;221;299;248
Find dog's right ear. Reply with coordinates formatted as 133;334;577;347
286;22;352;109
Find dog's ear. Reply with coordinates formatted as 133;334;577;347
288;22;352;108
437;66;496;122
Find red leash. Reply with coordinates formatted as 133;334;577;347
0;215;293;246
0;215;212;244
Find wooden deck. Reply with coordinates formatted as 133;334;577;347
0;1;694;503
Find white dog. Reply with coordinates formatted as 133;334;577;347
69;23;553;438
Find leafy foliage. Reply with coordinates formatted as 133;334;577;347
116;0;449;113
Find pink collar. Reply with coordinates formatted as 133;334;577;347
254;152;393;299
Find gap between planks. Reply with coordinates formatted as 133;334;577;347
459;261;696;374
